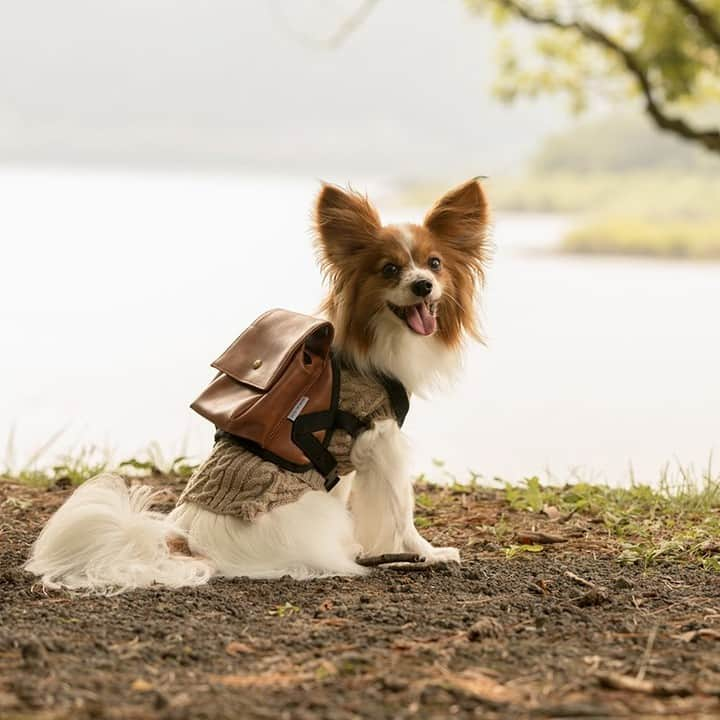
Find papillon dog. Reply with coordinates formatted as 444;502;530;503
26;178;490;592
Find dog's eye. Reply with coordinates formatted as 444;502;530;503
429;257;442;271
382;263;400;278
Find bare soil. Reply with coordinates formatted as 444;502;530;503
1;477;719;720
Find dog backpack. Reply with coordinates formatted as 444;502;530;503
190;308;409;491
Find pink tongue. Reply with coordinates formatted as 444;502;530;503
405;303;437;336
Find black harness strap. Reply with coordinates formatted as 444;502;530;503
334;409;368;437
291;411;342;491
379;375;410;427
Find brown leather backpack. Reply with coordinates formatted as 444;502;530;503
190;309;409;490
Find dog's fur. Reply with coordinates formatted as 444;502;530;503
25;179;490;592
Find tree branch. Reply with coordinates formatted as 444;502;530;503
269;0;379;51
326;0;381;49
494;0;720;154
672;0;720;47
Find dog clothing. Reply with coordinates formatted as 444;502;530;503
177;365;403;521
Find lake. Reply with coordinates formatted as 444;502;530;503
1;168;718;485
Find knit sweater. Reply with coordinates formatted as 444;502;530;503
177;366;400;521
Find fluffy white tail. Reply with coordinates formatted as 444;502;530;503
25;474;214;593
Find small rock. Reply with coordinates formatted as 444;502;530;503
467;617;503;642
382;677;409;692
575;587;611;607
153;691;170;710
20;637;48;669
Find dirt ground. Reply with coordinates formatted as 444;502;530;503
1;477;719;720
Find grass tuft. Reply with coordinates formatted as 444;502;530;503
498;466;720;570
2;434;199;488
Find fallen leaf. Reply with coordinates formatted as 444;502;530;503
210;672;310;688
314;660;338;680
312;617;349;627
597;672;654;694
505;544;544;558
441;669;519;704
131;679;154;693
597;672;691;697
542;504;562;520
673;628;720;643
225;641;253;656
0;691;19;710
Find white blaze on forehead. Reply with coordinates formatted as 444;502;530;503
381;225;442;309
397;223;417;254
397;225;434;283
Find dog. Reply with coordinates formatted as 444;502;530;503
26;178;490;592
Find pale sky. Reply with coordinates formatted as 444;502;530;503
0;0;569;178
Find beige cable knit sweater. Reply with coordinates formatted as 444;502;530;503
177;366;399;521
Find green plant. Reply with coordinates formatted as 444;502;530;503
270;602;301;618
504;476;547;512
505;544;544;558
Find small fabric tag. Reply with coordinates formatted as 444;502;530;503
287;396;309;422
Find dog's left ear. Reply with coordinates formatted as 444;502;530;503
423;178;490;258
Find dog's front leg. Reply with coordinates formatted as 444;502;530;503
350;419;460;564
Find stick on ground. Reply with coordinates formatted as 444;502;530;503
564;570;596;588
356;553;425;567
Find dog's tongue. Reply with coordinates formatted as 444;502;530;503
406;303;436;336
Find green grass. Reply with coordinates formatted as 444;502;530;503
493;172;720;260
1;433;199;488
398;171;720;260
561;217;720;259
490;171;720;219
400;172;720;220
269;602;301;618
501;467;720;570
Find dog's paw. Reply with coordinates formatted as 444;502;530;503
422;546;461;565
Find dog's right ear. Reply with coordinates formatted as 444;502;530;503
314;184;381;271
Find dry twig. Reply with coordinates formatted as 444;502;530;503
564;570;596;588
356;553;425;567
515;531;567;545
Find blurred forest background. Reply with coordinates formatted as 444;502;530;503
3;0;719;257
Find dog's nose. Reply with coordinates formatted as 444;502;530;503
411;279;433;297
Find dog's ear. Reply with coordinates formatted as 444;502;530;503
425;179;490;346
423;178;489;257
314;184;381;270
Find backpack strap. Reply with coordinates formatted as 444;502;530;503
290;363;410;491
379;375;410;427
291;412;343;491
288;353;365;491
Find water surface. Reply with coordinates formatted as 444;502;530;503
2;169;718;484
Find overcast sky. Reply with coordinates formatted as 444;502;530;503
0;0;569;178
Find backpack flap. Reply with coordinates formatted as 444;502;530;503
191;308;336;466
211;308;333;391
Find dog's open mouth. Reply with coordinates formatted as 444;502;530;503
388;301;438;336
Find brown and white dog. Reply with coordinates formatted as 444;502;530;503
26;179;490;592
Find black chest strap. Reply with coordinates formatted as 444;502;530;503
379;375;410;427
